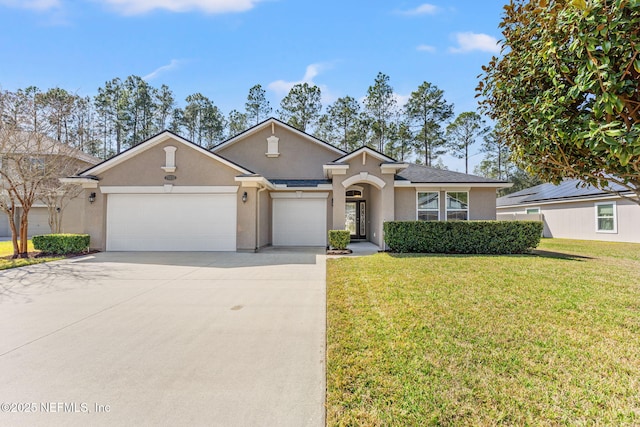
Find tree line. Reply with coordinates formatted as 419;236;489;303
0;73;536;191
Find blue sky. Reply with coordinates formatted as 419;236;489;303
0;0;507;171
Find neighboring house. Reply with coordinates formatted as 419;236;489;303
497;179;640;243
63;118;510;251
0;133;100;237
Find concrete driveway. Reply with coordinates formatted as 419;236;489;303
0;249;326;426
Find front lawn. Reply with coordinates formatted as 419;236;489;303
327;238;640;425
0;240;62;270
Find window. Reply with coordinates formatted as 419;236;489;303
526;207;540;214
595;202;617;233
346;189;362;198
446;191;468;220
417;192;439;221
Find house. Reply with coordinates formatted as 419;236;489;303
496;179;640;243
63;118;510;251
0;132;100;237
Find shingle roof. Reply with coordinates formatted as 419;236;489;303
497;179;629;207
397;164;508;184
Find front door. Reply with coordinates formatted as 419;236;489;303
345;201;366;240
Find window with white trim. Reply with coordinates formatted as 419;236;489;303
417;192;439;221
446;191;469;220
526;207;540;214
595;202;617;233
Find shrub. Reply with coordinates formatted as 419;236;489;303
329;230;351;250
32;234;90;255
383;221;543;254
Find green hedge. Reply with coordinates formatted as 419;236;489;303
32;234;90;255
329;230;351;250
383;221;543;254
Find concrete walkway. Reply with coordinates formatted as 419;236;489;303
0;250;326;427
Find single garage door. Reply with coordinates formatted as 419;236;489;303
272;198;327;246
107;193;236;251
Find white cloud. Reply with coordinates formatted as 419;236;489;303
268;63;340;107
397;3;439;15
416;44;436;53
393;93;410;108
449;32;500;54
0;0;60;11
97;0;261;15
268;63;326;97
142;59;182;80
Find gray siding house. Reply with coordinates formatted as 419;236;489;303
497;180;640;243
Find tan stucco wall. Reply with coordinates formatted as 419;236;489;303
469;188;498;220
214;124;340;179
87;138;245;251
258;189;271;248
60;196;86;234
99;141;239;187
236;187;257;251
498;197;640;243
394;187;417;221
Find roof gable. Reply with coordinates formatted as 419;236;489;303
78;130;252;177
212;117;345;156
332;146;397;164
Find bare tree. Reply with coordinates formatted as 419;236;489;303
0;90;90;257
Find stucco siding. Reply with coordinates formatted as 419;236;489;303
99;141;239;187
215;124;339;179
497;197;640;243
394;187;417;220
258;189;271;248
236;187;257;251
469;188;498;220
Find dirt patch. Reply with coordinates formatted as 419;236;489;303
327;249;353;255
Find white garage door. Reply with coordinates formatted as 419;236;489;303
272;198;327;246
107;193;236;251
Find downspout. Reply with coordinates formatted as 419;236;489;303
255;185;267;252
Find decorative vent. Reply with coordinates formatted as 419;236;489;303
266;136;280;158
162;146;177;172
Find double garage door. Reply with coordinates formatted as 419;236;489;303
107;193;236;251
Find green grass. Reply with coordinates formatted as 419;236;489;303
327;238;640;425
0;240;62;270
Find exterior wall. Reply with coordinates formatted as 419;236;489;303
368;185;383;246
60;197;86;234
469;188;498;220
88;139;243;251
258;189;271;248
98;141;239;187
236;187;257;251
394;187;417;221
215;124;340;179
497;197;640;243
